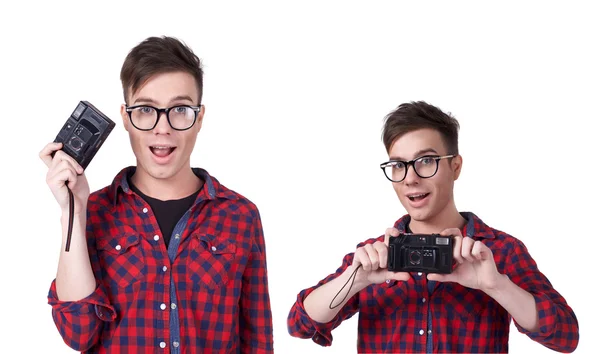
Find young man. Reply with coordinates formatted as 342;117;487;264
40;36;273;353
287;101;579;353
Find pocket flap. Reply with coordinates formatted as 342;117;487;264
194;234;236;254
97;234;141;255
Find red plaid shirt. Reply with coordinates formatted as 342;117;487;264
287;212;579;353
48;167;273;353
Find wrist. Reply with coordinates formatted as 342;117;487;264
483;273;510;297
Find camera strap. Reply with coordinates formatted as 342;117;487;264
65;184;74;252
329;266;361;309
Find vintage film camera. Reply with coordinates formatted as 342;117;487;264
53;101;115;170
388;233;454;274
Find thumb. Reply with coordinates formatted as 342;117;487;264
427;272;457;283
386;271;410;282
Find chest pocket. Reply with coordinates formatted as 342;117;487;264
439;282;490;325
360;279;410;317
187;233;237;290
96;233;144;288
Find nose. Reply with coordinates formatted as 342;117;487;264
403;163;420;185
153;111;172;134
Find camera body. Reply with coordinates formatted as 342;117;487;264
53;101;115;170
388;233;454;274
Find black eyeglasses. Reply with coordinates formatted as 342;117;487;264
125;105;202;131
380;155;455;182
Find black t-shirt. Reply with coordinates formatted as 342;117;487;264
128;176;201;248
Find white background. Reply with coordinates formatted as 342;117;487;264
1;1;598;353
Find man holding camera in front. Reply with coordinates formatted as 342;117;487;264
287;101;579;353
39;36;274;353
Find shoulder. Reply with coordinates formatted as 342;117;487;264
204;172;261;220
465;212;532;256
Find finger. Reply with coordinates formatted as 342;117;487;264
48;168;78;190
384;227;400;245
373;242;388;269
39;142;63;168
353;248;371;272
363;244;380;271
471;241;491;261
439;227;462;237
386;271;410;282
427;272;457;283
452;234;465;264
461;236;475;262
51;150;84;174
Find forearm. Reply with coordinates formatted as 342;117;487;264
56;210;96;301
485;274;539;331
303;265;368;323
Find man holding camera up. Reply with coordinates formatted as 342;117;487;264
287;101;579;353
39;36;274;353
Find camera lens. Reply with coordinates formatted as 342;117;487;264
69;136;83;152
409;250;421;265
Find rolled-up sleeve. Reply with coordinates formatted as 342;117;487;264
47;279;115;352
507;239;579;353
287;252;360;347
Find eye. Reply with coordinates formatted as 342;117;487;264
173;106;189;114
392;162;406;170
419;157;435;165
138;106;154;114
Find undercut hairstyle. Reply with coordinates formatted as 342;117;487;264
120;36;204;104
382;101;460;155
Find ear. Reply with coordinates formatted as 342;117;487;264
452;154;463;180
194;105;205;134
120;104;130;132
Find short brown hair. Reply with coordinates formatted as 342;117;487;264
120;36;204;104
382;101;460;155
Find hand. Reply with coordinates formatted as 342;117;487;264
39;142;90;215
427;228;503;292
352;227;410;286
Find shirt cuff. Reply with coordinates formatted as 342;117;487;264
47;279;116;321
294;288;338;346
514;292;557;338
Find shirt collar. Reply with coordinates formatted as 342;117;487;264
393;211;496;239
108;166;239;206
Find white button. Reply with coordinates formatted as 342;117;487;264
115;245;121;251
422;298;427;303
417;272;423;276
427;329;432;335
175;234;180;239
171;303;177;309
173;341;179;348
211;246;217;252
385;279;391;284
419;329;424;335
159;342;166;348
162;266;168;272
143;207;148;213
154;235;160;241
160;303;166;310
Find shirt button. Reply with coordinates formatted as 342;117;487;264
173;341;179;348
419;329;424;335
175;234;180;239
417;272;423;276
422;298;427;303
211;246;217;252
162;266;168;272
154;235;160;241
385;279;391;284
171;303;177;309
159;342;166;348
160;303;166;310
115;245;121;251
428;329;432;335
143;207;148;213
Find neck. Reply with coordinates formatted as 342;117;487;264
408;201;466;234
131;166;202;201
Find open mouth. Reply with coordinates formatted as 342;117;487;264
150;146;176;157
408;193;430;202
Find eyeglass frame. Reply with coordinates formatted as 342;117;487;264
379;154;456;182
124;104;202;131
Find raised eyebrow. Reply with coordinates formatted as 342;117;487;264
389;148;439;161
